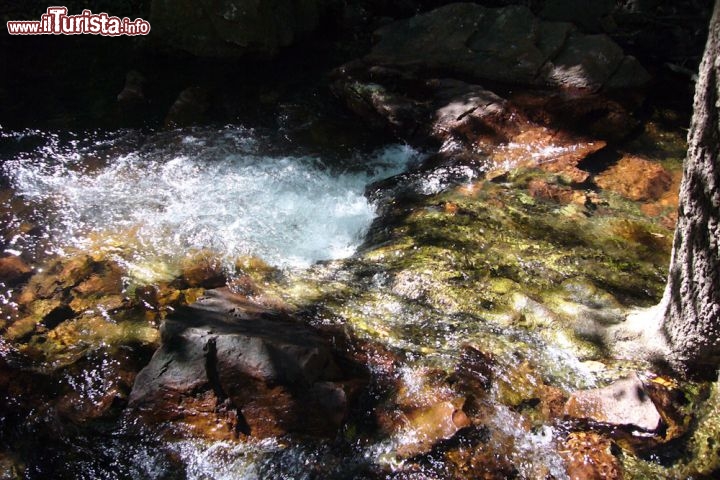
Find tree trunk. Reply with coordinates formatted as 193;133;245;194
659;0;720;374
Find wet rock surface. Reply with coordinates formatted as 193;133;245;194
129;288;363;439
0;256;32;287
330;2;663;203
332;69;612;181
0;116;698;477
594;154;673;201
564;373;662;432
560;431;622;480
0;10;716;474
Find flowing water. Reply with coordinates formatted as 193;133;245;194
0;126;420;274
0;121;715;479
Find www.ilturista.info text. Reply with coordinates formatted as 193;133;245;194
7;7;150;36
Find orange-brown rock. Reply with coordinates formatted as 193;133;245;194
396;399;470;457
455;345;494;394
332;69;613;181
18;255;99;305
443;429;519;480
0;255;32;287
594;155;672;201
561;432;622;480
538;385;568;420
55;349;149;424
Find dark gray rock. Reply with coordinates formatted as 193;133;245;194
129;288;357;439
364;2;649;92
544;33;624;90
540;0;615;33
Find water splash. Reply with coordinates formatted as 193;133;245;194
1;127;422;276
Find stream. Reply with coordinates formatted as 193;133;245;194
0;114;718;479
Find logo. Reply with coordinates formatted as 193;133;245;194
7;7;151;36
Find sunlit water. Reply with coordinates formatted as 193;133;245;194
0;126;422;277
0;124;664;479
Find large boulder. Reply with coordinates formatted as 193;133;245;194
365;3;649;92
128;288;362;439
540;0;615;33
149;0;324;58
331;3;650;184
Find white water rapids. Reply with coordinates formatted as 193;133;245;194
1;126;421;277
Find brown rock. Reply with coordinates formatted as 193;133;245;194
4;298;74;341
164;87;210;129
443;428;519;479
116;70;146;105
332;70;606;181
4;316;40;342
563;373;661;432
176;251;226;288
55;349;147;423
527;179;578;204
538;385;568;420
561;431;622;480
595;155;672;201
69;261;127;313
396;399;470;457
18;255;95;305
57;255;95;287
0;451;23;480
0;256;31;286
72;263;123;297
456;345;494;393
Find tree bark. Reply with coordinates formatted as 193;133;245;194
659;0;720;374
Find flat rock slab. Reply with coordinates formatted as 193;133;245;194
129;288;357;439
563;373;662;432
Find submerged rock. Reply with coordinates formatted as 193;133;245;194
0;255;31;287
175;250;227;289
0;451;23;480
395;399;470;458
560;431;622;479
129;288;363;439
594;155;673;202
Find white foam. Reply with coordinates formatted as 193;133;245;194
3;127;420;275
